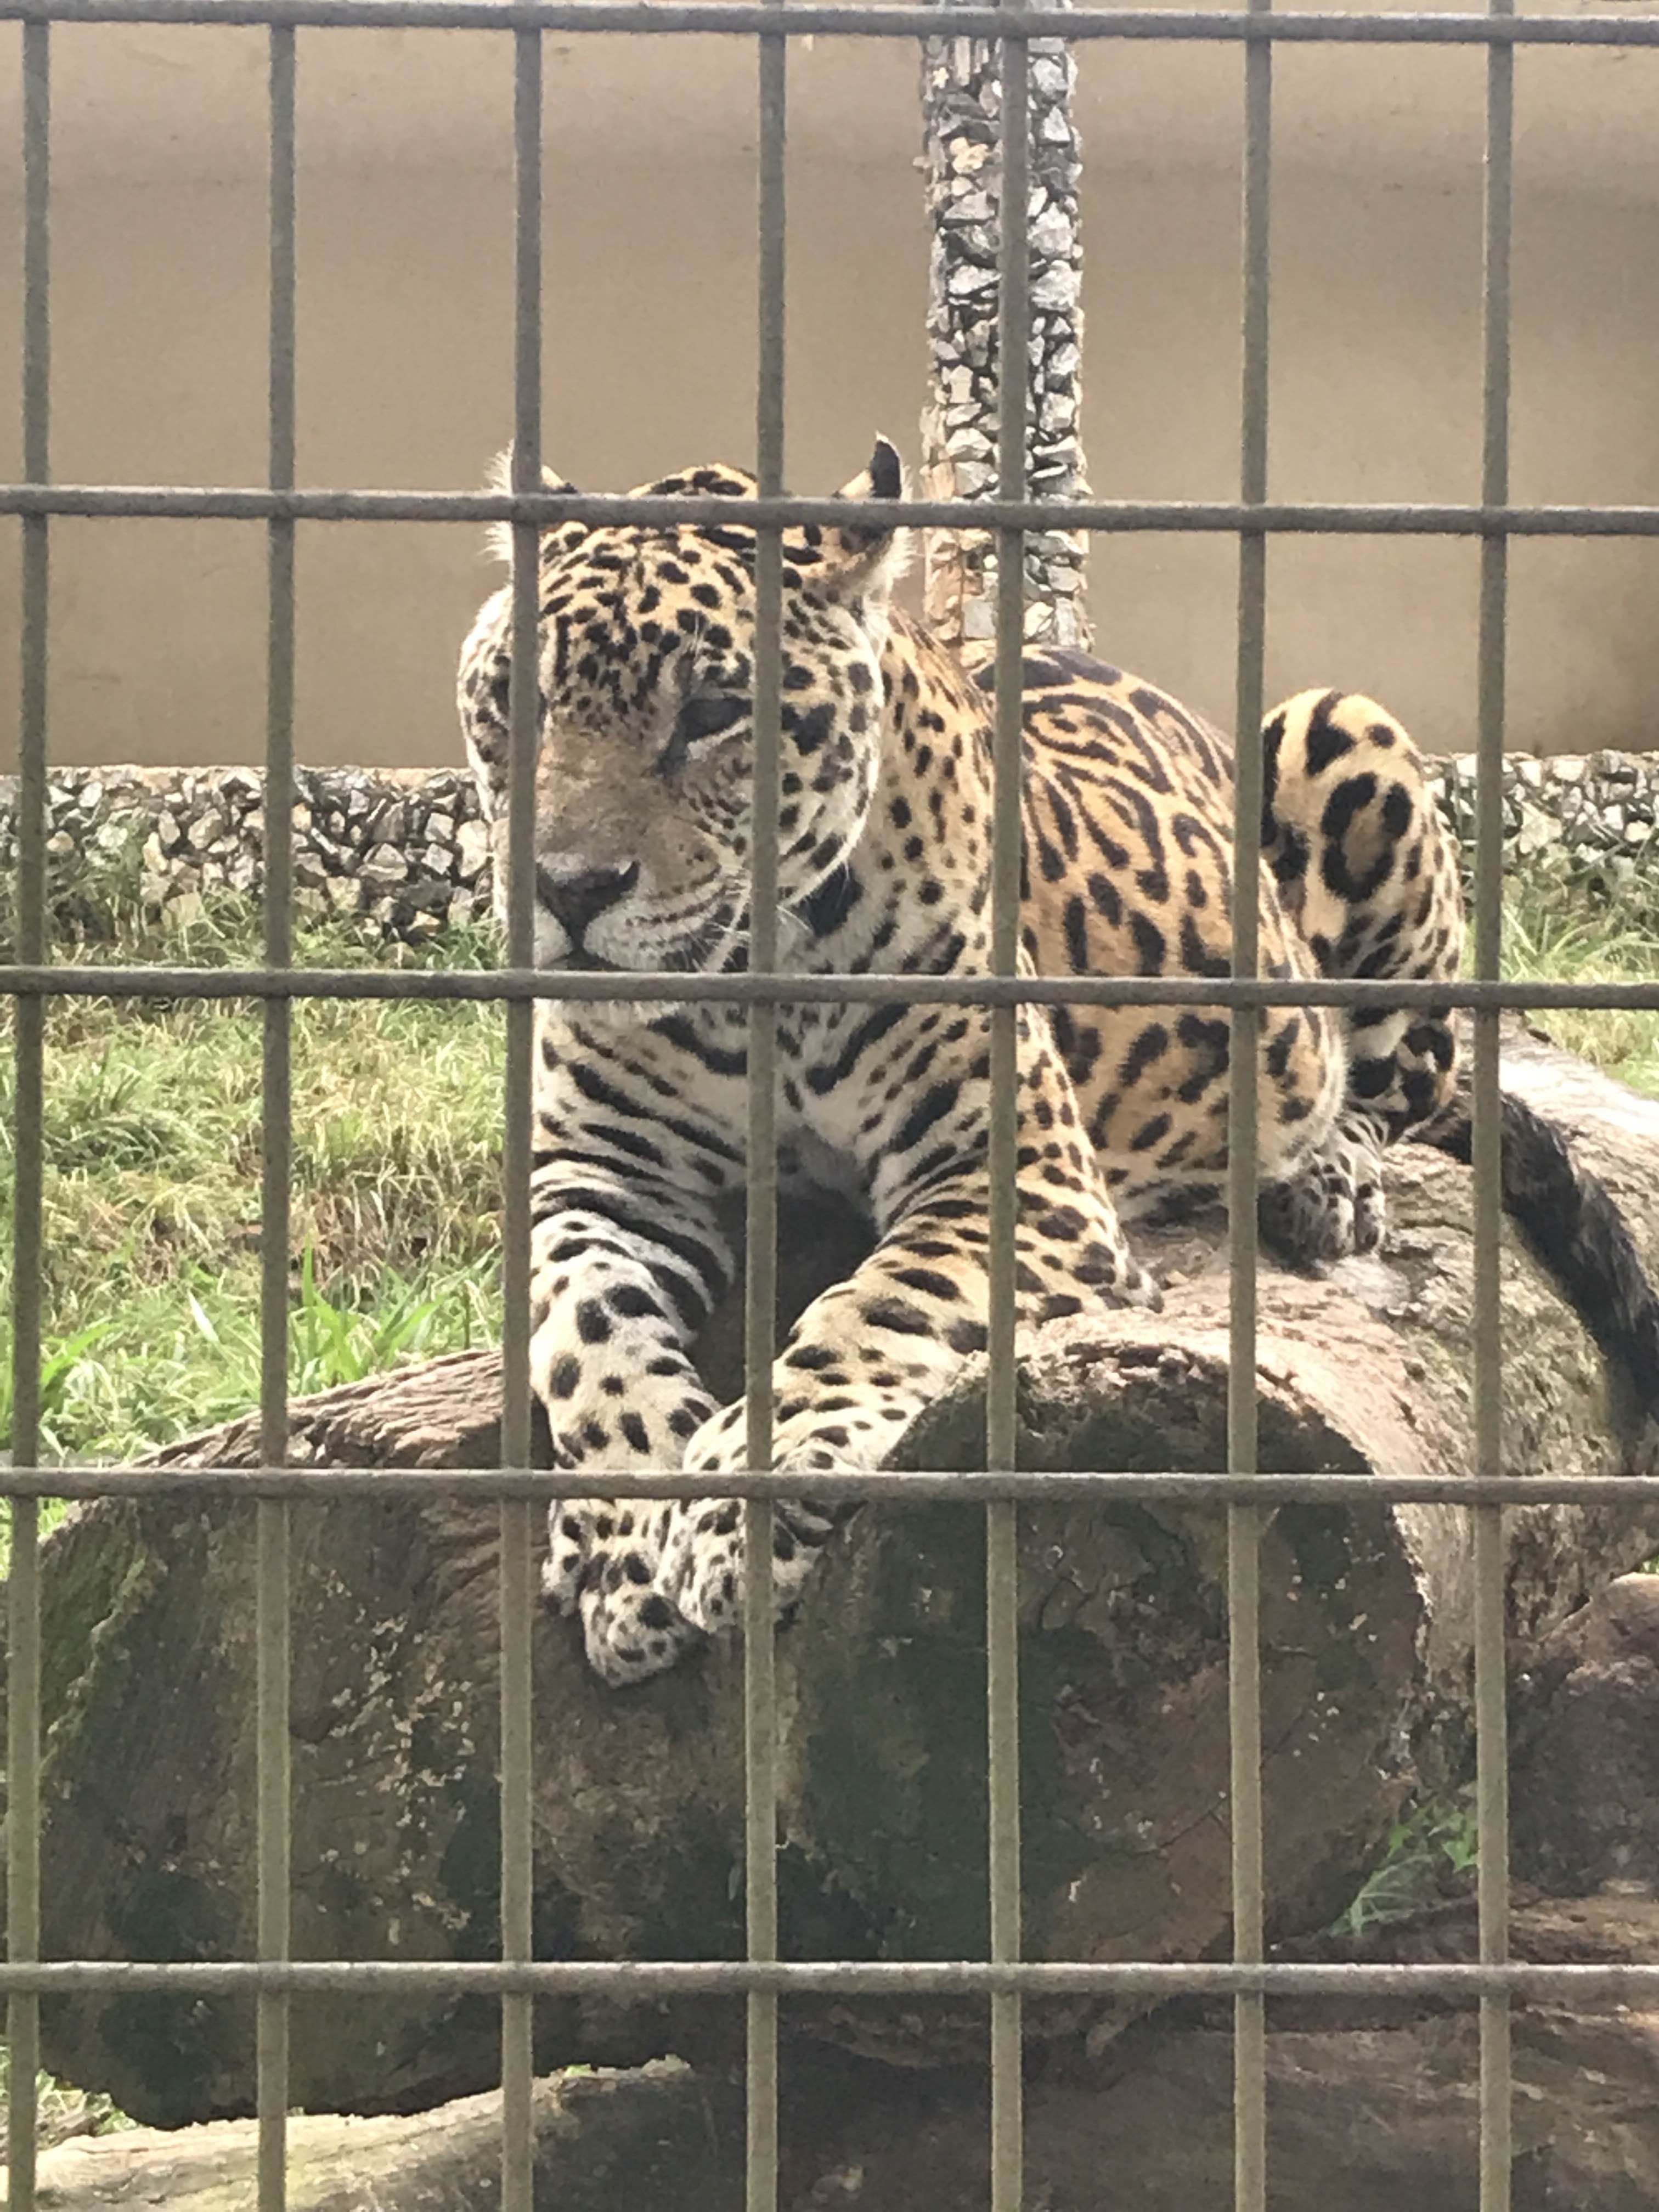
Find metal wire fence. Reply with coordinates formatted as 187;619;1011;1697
4;4;1659;2210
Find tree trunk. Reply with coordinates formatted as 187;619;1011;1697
919;0;1092;650
9;1024;1659;2125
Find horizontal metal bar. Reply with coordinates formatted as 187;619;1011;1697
18;1467;1659;1506
4;484;1659;537
5;967;1659;1014
1;0;1657;41
2;1959;1657;2000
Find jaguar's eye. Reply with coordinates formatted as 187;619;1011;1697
662;690;747;773
678;692;747;746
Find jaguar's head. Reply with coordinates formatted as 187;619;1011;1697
456;440;909;976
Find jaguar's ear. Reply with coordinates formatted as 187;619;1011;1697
483;447;580;567
792;435;912;603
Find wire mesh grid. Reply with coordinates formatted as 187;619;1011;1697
4;5;1658;2211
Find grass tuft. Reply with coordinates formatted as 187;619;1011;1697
1497;864;1659;1096
2;882;504;1486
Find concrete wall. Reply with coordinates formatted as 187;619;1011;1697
0;13;1656;770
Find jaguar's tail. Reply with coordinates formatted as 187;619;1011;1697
1425;1086;1659;1432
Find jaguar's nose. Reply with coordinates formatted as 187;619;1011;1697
534;861;640;942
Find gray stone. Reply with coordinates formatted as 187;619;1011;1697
946;264;998;300
455;820;492;883
361;843;408;885
1028;203;1073;258
946;425;994;459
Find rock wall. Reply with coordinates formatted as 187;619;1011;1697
919;0;1092;650
1;751;1656;951
0;765;492;946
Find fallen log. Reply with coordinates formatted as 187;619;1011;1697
1512;1570;1659;1897
14;2059;736;2212
22;1898;1659;2211
9;1023;1659;2124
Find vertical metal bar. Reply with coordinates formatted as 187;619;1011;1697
1227;2;1271;2203
6;24;49;2210
500;28;543;2212
988;16;1029;2212
256;28;296;2212
1474;0;1514;2202
744;15;786;2211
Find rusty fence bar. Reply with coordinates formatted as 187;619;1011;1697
4;486;1659;532
7;967;1659;1012
986;9;1029;2206
255;22;297;2212
13;1466;1659;1507
2;1957;1659;2001
0;2;1656;40
1472;0;1515;2198
6;2;1658;2210
5;18;49;2209
744;8;787;2208
497;25;545;2211
1226;0;1271;2192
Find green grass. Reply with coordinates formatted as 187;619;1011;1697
0;2049;133;2156
1331;1790;1479;1939
1;864;506;1497
1498;863;1659;1096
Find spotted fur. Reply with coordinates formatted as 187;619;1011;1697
456;440;1465;1685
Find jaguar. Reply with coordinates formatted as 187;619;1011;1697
456;439;1465;1685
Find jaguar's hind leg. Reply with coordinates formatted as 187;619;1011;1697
1256;687;1466;1268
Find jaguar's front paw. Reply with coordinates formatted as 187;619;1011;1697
1258;1118;1386;1271
542;1497;704;1686
659;1420;845;1642
540;1496;611;1615
658;1493;750;1638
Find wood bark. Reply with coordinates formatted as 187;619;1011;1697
1511;1570;1659;1896
9;1022;1659;2125
25;1899;1659;2210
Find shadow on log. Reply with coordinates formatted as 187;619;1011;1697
7;1021;1659;2128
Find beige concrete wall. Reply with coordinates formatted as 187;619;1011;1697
0;16;1656;770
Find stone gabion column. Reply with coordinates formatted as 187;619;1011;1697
919;0;1090;652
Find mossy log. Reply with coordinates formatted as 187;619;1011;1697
9;1022;1659;2125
